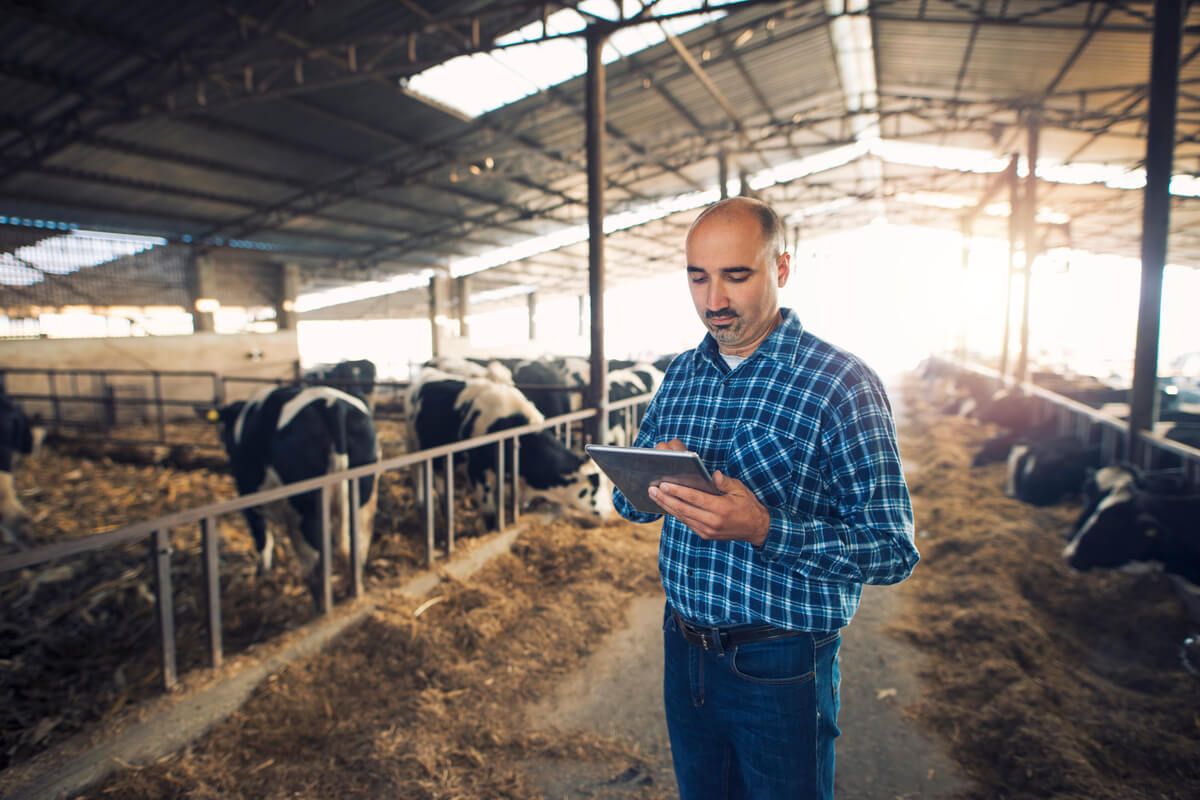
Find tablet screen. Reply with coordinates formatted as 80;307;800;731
586;444;722;515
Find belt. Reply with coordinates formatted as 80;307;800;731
671;608;834;652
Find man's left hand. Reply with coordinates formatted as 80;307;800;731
649;471;770;547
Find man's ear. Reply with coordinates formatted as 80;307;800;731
776;251;791;288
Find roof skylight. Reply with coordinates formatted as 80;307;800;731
0;228;166;287
402;0;727;119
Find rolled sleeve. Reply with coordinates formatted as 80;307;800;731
756;379;918;586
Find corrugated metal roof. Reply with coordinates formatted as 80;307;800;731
2;0;1199;316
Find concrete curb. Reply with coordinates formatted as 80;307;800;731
3;525;527;800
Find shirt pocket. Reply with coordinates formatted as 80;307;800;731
726;422;804;510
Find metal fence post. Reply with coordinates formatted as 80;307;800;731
496;440;506;531
151;528;178;690
200;516;223;668
512;435;521;525
318;484;333;615
444;454;454;556
424;460;436;566
348;476;363;598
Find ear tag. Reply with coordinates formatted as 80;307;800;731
206;409;220;421
1144;527;1158;538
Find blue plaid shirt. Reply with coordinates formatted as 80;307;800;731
614;308;918;632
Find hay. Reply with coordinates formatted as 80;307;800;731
893;374;1200;800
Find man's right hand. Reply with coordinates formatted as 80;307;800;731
655;439;687;452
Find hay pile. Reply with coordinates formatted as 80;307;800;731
77;518;666;799
1;433;438;770
893;375;1200;800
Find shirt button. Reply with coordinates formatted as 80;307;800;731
687;569;694;577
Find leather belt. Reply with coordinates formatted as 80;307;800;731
671;608;834;652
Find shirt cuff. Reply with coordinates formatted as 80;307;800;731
757;508;810;564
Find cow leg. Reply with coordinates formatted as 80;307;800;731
0;469;28;527
354;474;378;569
242;508;275;575
293;514;324;609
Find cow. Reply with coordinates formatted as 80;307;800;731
212;385;380;605
1071;464;1193;538
1063;484;1200;587
605;364;663;446
1004;435;1101;506
307;358;378;411
406;368;611;521
0;395;42;549
428;357;514;385
968;388;1040;432
511;359;573;419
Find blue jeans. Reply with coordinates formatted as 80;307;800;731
663;605;841;799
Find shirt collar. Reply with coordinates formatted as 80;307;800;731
694;307;804;371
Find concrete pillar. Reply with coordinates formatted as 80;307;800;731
457;276;470;338
276;262;301;330
186;253;218;333
428;269;453;358
527;291;537;341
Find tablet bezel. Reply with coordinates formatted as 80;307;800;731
585;444;722;515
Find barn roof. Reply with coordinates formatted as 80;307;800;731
2;0;1199;316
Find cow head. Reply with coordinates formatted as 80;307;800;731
1063;486;1160;571
196;402;246;455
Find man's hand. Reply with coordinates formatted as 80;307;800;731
649;441;771;547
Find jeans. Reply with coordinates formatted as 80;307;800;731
663;605;841;800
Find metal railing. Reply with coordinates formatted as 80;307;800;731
0;392;656;694
933;357;1200;482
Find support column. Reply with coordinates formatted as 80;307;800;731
1013;116;1039;384
457;276;470;339
999;155;1019;377
186;252;218;333
1130;0;1185;463
427;270;452;359
586;25;610;446
527;291;538;342
718;150;729;199
957;218;972;363
276;262;300;330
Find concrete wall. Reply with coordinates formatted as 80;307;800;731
0;331;299;424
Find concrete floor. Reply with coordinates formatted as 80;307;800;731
525;583;972;800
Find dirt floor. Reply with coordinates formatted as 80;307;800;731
4;373;1200;799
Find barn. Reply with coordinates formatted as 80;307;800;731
2;2;1200;798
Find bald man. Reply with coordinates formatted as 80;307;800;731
612;197;919;799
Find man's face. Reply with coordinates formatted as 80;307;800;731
685;209;790;356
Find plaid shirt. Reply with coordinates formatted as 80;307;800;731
615;308;918;631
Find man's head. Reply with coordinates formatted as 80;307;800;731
685;196;790;356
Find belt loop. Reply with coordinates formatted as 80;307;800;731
710;626;725;657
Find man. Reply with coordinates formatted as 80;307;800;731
612;196;918;799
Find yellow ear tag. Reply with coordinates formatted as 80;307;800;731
1145;527;1158;538
206;409;220;422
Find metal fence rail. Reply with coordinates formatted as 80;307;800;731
937;358;1200;482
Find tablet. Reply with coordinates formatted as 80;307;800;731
586;444;723;515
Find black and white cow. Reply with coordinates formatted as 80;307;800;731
307;359;378;411
1004;435;1100;506
0;395;42;548
1063;484;1200;586
406;368;611;519
214;385;380;602
1070;464;1193;538
605;363;664;446
511;359;573;419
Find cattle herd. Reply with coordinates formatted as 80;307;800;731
917;358;1200;658
1;354;671;607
